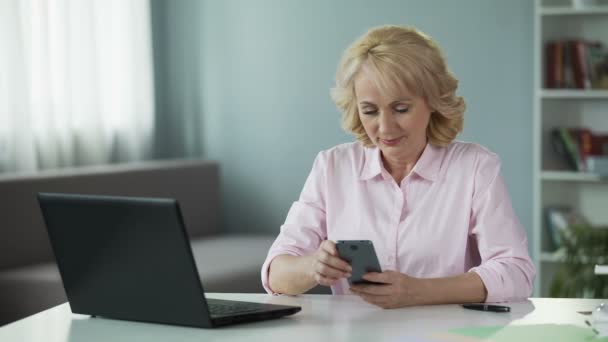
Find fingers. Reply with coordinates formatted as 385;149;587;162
350;283;392;296
362;272;392;284
313;272;342;287
313;259;350;286
318;250;352;273
319;241;352;272
315;256;350;279
320;240;338;256
351;271;417;309
312;241;352;286
350;271;395;296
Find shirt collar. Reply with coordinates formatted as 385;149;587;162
359;145;383;180
411;143;443;182
359;143;444;182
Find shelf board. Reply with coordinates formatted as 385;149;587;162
540;6;608;15
541;171;606;182
596;265;608;275
540;89;608;99
540;251;565;263
541;251;608;265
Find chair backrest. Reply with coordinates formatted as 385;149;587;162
0;159;220;269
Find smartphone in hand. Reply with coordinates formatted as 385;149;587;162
336;240;383;285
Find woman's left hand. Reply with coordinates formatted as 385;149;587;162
350;271;426;309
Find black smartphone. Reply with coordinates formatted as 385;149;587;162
335;240;383;285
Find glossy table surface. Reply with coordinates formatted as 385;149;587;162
0;293;603;342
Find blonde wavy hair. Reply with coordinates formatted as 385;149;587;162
330;25;465;147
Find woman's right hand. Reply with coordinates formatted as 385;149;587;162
310;240;352;287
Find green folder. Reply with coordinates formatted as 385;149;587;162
447;324;607;342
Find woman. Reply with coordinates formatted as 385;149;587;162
261;25;535;308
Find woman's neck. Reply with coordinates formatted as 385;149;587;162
381;143;426;184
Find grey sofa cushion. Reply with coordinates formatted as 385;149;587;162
191;235;331;295
0;159;220;270
0;263;64;326
190;235;275;293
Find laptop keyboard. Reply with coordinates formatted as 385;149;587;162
207;298;265;316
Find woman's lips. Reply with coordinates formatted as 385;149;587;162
380;137;403;146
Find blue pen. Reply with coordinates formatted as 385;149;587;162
461;304;510;313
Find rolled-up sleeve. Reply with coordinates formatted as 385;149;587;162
261;152;328;294
468;153;536;303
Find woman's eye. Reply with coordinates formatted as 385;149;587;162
362;110;378;115
395;106;409;113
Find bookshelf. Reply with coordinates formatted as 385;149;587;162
533;0;608;296
540;6;608;15
541;170;606;182
540;89;608;98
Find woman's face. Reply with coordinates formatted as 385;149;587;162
354;70;432;162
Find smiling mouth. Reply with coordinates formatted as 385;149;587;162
380;137;403;146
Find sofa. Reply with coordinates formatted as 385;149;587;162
0;159;325;326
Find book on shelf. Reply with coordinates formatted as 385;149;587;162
550;127;608;173
545;39;608;89
550;127;583;171
587;156;608;175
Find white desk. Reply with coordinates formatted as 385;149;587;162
0;293;603;342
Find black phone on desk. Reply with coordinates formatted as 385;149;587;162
336;240;383;285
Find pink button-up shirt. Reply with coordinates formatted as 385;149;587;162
261;141;535;302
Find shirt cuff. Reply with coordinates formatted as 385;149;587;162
261;250;301;295
469;266;503;303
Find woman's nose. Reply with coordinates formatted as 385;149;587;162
378;111;397;133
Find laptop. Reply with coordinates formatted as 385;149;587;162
37;192;301;328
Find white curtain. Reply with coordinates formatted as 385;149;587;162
0;0;155;173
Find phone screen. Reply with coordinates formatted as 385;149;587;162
336;240;383;285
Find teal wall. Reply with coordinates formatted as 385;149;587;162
151;0;534;239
